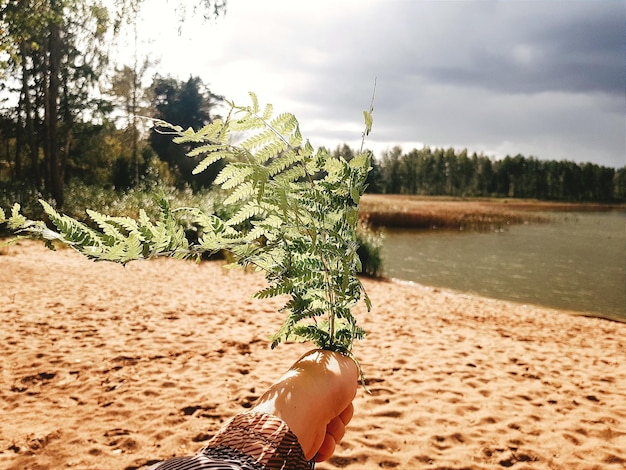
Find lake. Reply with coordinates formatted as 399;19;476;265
380;210;625;321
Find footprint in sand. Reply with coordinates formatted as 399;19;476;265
328;453;369;466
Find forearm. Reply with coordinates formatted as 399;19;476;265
149;411;311;470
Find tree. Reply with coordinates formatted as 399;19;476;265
109;59;154;186
148;75;224;188
379;146;403;194
0;110;16;181
1;1;47;185
332;143;355;162
454;149;473;197
0;0;227;206
0;1;113;206
613;167;626;201
415;147;434;195
470;152;493;196
401;149;419;194
365;154;383;193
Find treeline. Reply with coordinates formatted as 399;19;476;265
332;145;625;203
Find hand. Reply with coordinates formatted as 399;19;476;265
251;349;359;462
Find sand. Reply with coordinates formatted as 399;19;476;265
1;241;625;470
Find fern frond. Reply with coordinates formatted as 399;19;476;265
254;282;292;299
225;201;265;227
169;119;227;144
193;211;239;237
3;88;376;357
171;126;201;144
289;127;303;148
230;114;266;131
255;140;288;165
261;102;273;120
273;166;306;184
252;214;283;230
240;129;279;153
269;112;298;135
192;150;232;175
248;91;260;113
266;150;300;176
86;210;127;241
270;316;296;349
291;325;331;349
42;200;109;248
8;203;26;230
186;143;228;158
105;215;143;238
214;164;254;189
195;119;228;142
223;181;257;206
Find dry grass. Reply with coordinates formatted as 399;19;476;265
359;194;624;230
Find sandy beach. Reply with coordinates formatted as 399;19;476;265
1;240;624;469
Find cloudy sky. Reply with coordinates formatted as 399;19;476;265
131;0;624;168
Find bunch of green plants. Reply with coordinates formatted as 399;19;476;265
356;221;384;278
1;92;374;355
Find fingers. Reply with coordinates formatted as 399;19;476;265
314;433;336;462
326;415;347;443
315;403;355;462
338;402;354;427
326;403;353;442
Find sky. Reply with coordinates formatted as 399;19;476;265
126;0;625;168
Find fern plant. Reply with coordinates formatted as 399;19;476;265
1;92;374;355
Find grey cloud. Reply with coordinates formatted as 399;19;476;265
419;2;623;96
183;0;625;167
347;1;624;96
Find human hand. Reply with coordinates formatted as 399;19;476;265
251;349;359;462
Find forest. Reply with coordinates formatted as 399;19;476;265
363;145;624;202
1;0;624;217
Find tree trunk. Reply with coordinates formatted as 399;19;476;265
20;41;39;186
44;1;64;207
14;97;23;179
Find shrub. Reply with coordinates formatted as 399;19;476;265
356;221;384;278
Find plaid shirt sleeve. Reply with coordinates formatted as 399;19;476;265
148;411;311;470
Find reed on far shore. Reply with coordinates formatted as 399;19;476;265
359;194;625;230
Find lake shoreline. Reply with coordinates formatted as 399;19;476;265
388;276;626;325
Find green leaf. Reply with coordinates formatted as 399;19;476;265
262;102;273;120
186;142;227;158
363;110;373;136
9;203;27;230
223;181;256;205
248;91;260;113
192;150;231;175
226;201;264;226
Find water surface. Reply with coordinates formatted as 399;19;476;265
381;211;625;321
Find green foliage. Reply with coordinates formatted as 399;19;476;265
356;222;384;278
372;146;624;202
0;179;218;226
2;92;374;355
